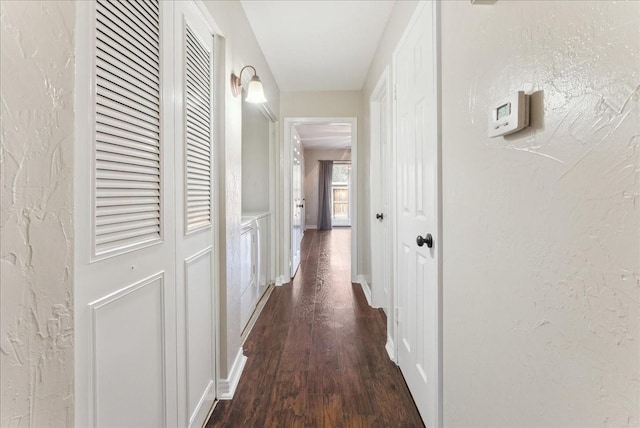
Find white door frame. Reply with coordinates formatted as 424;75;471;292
391;1;442;426
281;117;358;283
290;130;304;276
369;66;394;356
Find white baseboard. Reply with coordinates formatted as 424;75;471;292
356;275;372;306
275;275;290;286
386;335;397;363
217;348;247;400
305;224;317;230
189;380;214;428
241;285;273;341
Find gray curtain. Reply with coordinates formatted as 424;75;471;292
317;160;333;230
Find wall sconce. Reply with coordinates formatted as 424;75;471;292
230;65;267;103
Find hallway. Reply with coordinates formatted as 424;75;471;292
206;229;423;427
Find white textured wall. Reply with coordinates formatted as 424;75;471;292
303;149;352;228
202;0;280;378
0;1;75;426
441;1;639;426
242;101;270;213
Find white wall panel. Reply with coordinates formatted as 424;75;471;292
90;273;167;428
184;248;215;424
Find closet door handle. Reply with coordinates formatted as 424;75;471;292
376;213;384;220
416;233;433;248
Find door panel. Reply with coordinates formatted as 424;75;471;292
371;77;393;312
184;248;215;424
76;2;218;427
291;132;304;276
173;3;216;427
394;2;441;426
240;225;257;329
91;274;167;428
75;2;178;426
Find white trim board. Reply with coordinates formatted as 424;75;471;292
217;347;247;400
275;275;290;287
189;380;215;428
385;336;396;363
356;275;372;307
241;284;274;342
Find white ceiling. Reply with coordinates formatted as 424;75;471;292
241;1;395;92
294;123;351;150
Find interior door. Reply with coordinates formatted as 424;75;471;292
291;132;304;276
394;2;441;426
173;3;216;427
75;1;178;426
370;75;392;313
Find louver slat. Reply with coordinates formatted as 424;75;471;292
184;25;212;233
95;0;161;256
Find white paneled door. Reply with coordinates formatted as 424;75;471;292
75;1;177;426
75;1;217;427
173;3;217;427
291;132;304;276
393;1;441;426
370;69;392;315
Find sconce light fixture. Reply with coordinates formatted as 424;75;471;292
230;65;267;103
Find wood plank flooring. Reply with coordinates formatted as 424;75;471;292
206;229;424;427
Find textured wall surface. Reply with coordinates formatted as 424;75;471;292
0;1;75;426
242;100;270;213
202;0;280;379
441;1;639;426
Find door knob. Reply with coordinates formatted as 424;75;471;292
376;213;384;220
416;233;433;248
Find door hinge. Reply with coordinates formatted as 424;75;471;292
395;307;400;324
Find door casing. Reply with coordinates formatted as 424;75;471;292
370;67;393;356
290;130;304;276
281;117;358;284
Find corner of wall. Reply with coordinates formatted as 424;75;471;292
0;1;76;426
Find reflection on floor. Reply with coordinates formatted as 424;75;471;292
206;228;424;427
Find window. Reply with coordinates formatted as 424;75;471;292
331;162;350;226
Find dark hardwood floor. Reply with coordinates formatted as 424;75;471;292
206;229;424;427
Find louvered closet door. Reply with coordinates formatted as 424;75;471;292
173;3;217;428
75;1;178;427
95;0;163;256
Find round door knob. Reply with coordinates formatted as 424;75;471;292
376;213;384;220
416;233;433;248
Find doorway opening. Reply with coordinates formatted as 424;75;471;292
282;117;358;283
